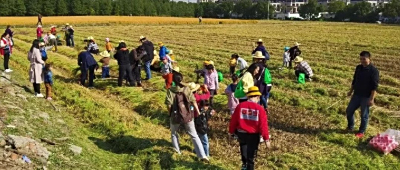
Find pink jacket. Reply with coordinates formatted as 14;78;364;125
194;91;211;117
225;84;239;115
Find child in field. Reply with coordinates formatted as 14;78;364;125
229;54;237;76
43;64;53;100
194;100;215;158
225;74;239;115
105;38;113;53
283;46;290;68
99;51;111;79
161;56;174;89
39;42;48;62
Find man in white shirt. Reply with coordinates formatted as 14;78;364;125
48;33;57;52
233;55;248;71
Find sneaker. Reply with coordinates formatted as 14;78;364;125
355;133;364;138
46;97;52;100
241;164;247;170
201;157;209;163
36;93;44;98
4;69;13;73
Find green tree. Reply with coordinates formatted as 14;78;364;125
98;0;112;15
132;0;144;16
351;1;372;22
56;0;69;16
328;0;346;14
42;0;56;16
383;0;400;18
144;1;157;16
298;0;321;19
216;1;234;18
70;0;85;15
112;0;120;15
234;0;252;19
0;0;11;16
25;0;40;16
11;0;27;16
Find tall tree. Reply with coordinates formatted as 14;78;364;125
328;0;346;14
298;0;321;20
383;0;400;18
144;1;157;16
42;0;56;16
25;0;40;16
0;0;11;16
233;0;252;19
56;0;69;16
70;0;85;15
12;0;27;16
132;0;144;16
98;0;112;15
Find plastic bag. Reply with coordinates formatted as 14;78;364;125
369;133;399;154
298;73;305;84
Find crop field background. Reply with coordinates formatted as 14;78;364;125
1;17;400;169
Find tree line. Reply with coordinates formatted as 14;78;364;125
299;0;400;23
0;0;275;19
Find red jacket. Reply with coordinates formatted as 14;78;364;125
229;101;269;140
37;28;43;37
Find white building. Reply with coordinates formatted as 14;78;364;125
198;0;217;3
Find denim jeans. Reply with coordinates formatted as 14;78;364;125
144;61;151;79
170;119;207;159
102;67;110;78
199;134;209;157
259;93;270;109
70;35;75;47
346;95;370;133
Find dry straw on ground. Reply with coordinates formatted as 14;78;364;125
0;16;257;26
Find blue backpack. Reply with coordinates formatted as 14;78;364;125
40;48;47;61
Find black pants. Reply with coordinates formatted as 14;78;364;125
132;65;141;85
295;70;309;79
89;49;99;55
37;20;42;25
208;89;216;107
66;37;71;46
33;83;41;94
237;132;261;170
81;65;96;87
230;66;235;76
118;65;134;87
3;53;10;70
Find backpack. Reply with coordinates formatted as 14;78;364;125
194;108;212;135
40;49;47;61
217;71;223;82
234;79;246;98
262;68;272;84
171;87;194;124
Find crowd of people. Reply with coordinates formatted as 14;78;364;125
0;20;381;169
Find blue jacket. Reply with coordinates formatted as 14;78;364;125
44;71;53;84
252;46;270;60
159;46;167;59
78;51;98;69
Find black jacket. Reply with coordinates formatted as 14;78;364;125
194;108;213;135
352;64;379;98
114;49;131;66
141;41;154;62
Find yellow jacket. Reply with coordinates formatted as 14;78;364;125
241;72;254;94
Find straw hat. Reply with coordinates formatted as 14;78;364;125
253;51;265;59
294;42;301;46
294;57;304;63
158;42;163;46
87;36;94;40
66;23;69;26
208;61;215;66
257;39;263;43
118;40;125;43
204;60;210;65
188;82;200;92
168;50;173;55
246;86;262;97
39;42;45;47
173;66;180;73
100;51;110;58
139;36;146;41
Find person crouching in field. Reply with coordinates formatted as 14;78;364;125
43;63;53;100
78;47;99;88
293;57;313;82
229;86;270;170
194;99;216;158
87;37;99;55
99;51;111;79
346;51;379;138
225;74;239;115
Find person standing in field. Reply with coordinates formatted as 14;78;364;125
37;14;43;25
161;56;174;89
194;99;216;158
78;47;99;88
225;74;239;115
47;32;57;52
1;33;13;73
199;16;202;24
165;72;209;162
233;54;248;73
282;47;290;68
346;51;379;138
87;37;99;54
158;42;168;60
105;38;113;53
288;42;301;68
229;86;270;170
28;40;45;97
253;51;272;110
130;46;145;87
235;63;260;103
63;23;71;47
139;36;154;80
204;63;219;107
293;57;313;82
43;63;53;100
252;39;270;61
37;25;43;40
114;42;135;87
99;51;111;79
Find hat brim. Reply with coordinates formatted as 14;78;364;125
246;92;262;97
253;55;265;59
190;84;201;92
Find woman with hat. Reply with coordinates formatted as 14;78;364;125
87;37;99;54
252;39;270;60
229;86;270;170
253;51;272;110
114;42;135;87
139;36;154;80
293;56;313;81
189;82;211;109
204;62;219;107
99;51;111;79
50;26;57;35
288;42;302;68
36;25;43;40
235;63;260;103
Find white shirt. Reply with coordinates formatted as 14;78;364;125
237;57;248;70
49;34;56;39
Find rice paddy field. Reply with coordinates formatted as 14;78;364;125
2;17;400;169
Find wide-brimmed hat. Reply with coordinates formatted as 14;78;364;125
100;51;110;58
65;23;69;26
173;66;180;72
51;25;55;28
188;82;200;92
39;42;45;47
257;39;263;43
246;86;262;97
118;40;125;43
294;57;304;63
168;50;173;55
253;51;265;59
139;36;146;41
87;36;94;40
294;42;301;46
158;42;163;46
